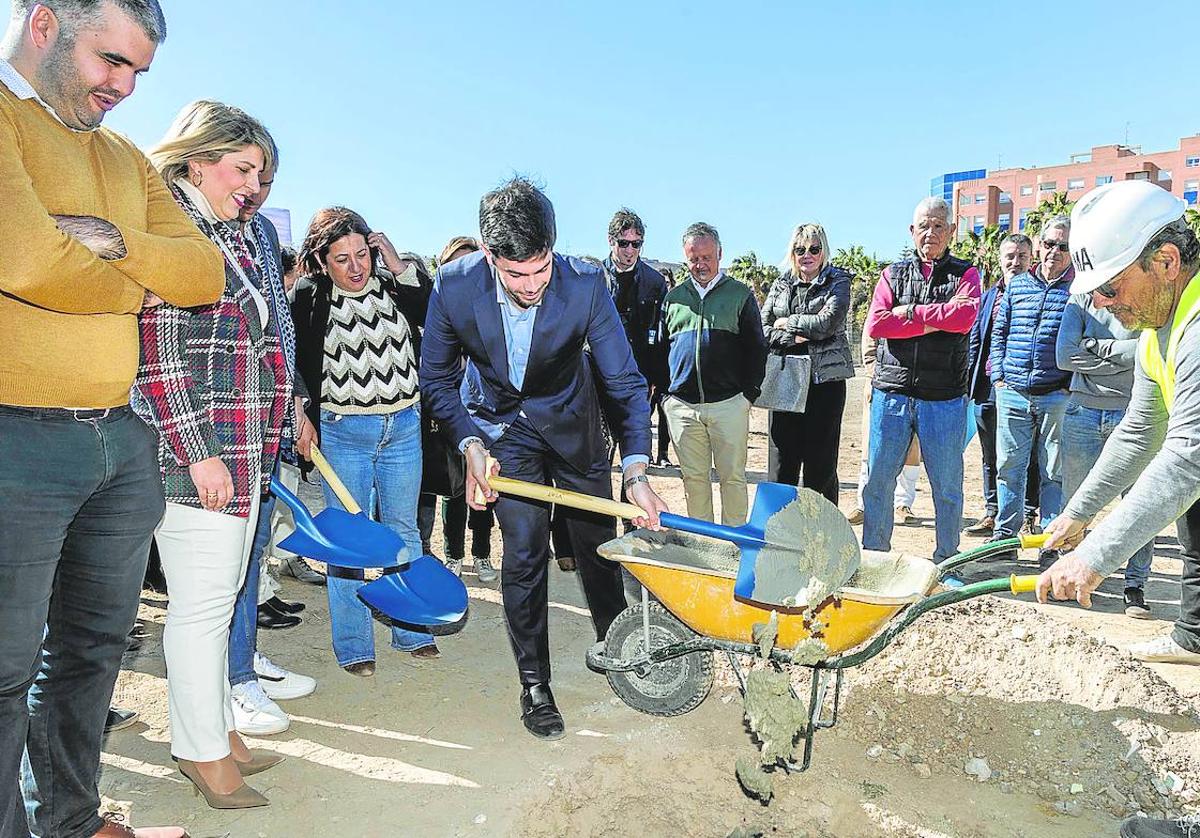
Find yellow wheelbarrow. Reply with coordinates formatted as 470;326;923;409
588;528;1046;771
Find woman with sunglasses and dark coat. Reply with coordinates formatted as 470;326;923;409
760;223;855;504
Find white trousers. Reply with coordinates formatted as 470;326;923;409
157;496;259;761
857;459;919;509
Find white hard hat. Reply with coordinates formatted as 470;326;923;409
1068;180;1187;294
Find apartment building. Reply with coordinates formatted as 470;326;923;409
939;134;1200;239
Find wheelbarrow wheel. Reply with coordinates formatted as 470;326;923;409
603;602;713;717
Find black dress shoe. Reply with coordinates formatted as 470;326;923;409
520;683;565;740
105;707;139;734
256;603;300;630
264;595;305;615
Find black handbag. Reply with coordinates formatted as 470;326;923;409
420;410;465;498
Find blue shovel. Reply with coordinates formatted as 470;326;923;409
358;556;469;625
269;446;467;624
269;448;405;570
483;469;860;607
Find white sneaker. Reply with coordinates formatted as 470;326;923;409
254;652;316;700
231;681;289;735
475;554;498;583
1127;635;1200;664
443;556;463;578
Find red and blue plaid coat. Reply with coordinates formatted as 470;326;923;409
132;205;289;518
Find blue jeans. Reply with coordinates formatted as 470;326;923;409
228;477;277;688
1062;402;1153;588
995;387;1067;538
0;406;163;838
318;406;432;666
863;391;966;560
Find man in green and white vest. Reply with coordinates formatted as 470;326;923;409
1038;180;1200;673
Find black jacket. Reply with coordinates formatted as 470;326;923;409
601;256;670;390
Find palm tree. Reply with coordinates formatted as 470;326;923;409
1023;191;1076;240
727;252;780;303
951;224;1005;288
1186;208;1200;239
832;244;885;340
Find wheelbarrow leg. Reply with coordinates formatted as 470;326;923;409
783;667;842;774
725;651;748;696
641;585;651;651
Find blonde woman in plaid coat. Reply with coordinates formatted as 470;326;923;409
132;102;289;810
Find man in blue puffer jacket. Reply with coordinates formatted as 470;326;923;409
988;216;1075;552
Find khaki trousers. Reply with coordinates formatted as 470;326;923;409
663;393;751;525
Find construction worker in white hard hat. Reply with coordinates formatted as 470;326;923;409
1037;180;1199;631
1036;181;1200;838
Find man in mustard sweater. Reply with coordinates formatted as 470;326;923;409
0;3;223;837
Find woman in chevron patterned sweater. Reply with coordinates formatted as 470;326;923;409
292;207;439;674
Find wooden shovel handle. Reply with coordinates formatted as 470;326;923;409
477;458;644;520
309;444;362;515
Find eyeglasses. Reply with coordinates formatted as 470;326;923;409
615;239;643;250
1042;240;1070;253
793;244;822;256
1094;275;1124;299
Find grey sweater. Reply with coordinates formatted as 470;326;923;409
1065;313;1200;577
1055;294;1139;410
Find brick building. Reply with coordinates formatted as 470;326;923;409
941;134;1200;239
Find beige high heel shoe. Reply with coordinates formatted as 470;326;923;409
235;750;284;777
176;758;269;809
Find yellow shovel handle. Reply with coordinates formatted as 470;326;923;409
483;472;646;521
308;444;362;515
1019;533;1049;549
1010;574;1039;595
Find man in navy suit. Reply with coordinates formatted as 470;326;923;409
420;178;667;739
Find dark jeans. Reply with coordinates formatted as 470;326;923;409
229;482;276;688
975;400;1041;519
0;406;163;838
418;493;495;560
490;417;625;685
1173;499;1200;653
766;379;847;506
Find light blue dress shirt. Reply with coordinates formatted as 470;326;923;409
463;273;648;473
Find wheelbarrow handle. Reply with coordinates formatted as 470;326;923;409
1010;573;1038;594
308;444;362;515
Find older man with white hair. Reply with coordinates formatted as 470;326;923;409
862;197;981;560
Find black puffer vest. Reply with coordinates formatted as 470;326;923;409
872;252;972;401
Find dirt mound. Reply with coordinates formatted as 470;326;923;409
841;597;1200;821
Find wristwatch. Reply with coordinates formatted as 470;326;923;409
623;474;650;490
458;436;484;455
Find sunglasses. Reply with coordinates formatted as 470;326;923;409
1094;276;1123;299
615;239;644;250
1042;240;1070;253
793;244;822;256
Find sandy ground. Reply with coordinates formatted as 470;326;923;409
100;376;1200;837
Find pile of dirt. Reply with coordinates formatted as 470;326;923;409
839;597;1200;822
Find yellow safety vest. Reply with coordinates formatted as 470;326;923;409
1140;271;1200;414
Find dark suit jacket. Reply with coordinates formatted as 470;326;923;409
601;256;669;390
419;251;651;474
967;283;1002;403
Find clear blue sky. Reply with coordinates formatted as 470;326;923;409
4;1;1193;263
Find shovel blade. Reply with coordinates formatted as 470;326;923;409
279;507;406;570
358;556;469;625
733;483;861;607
